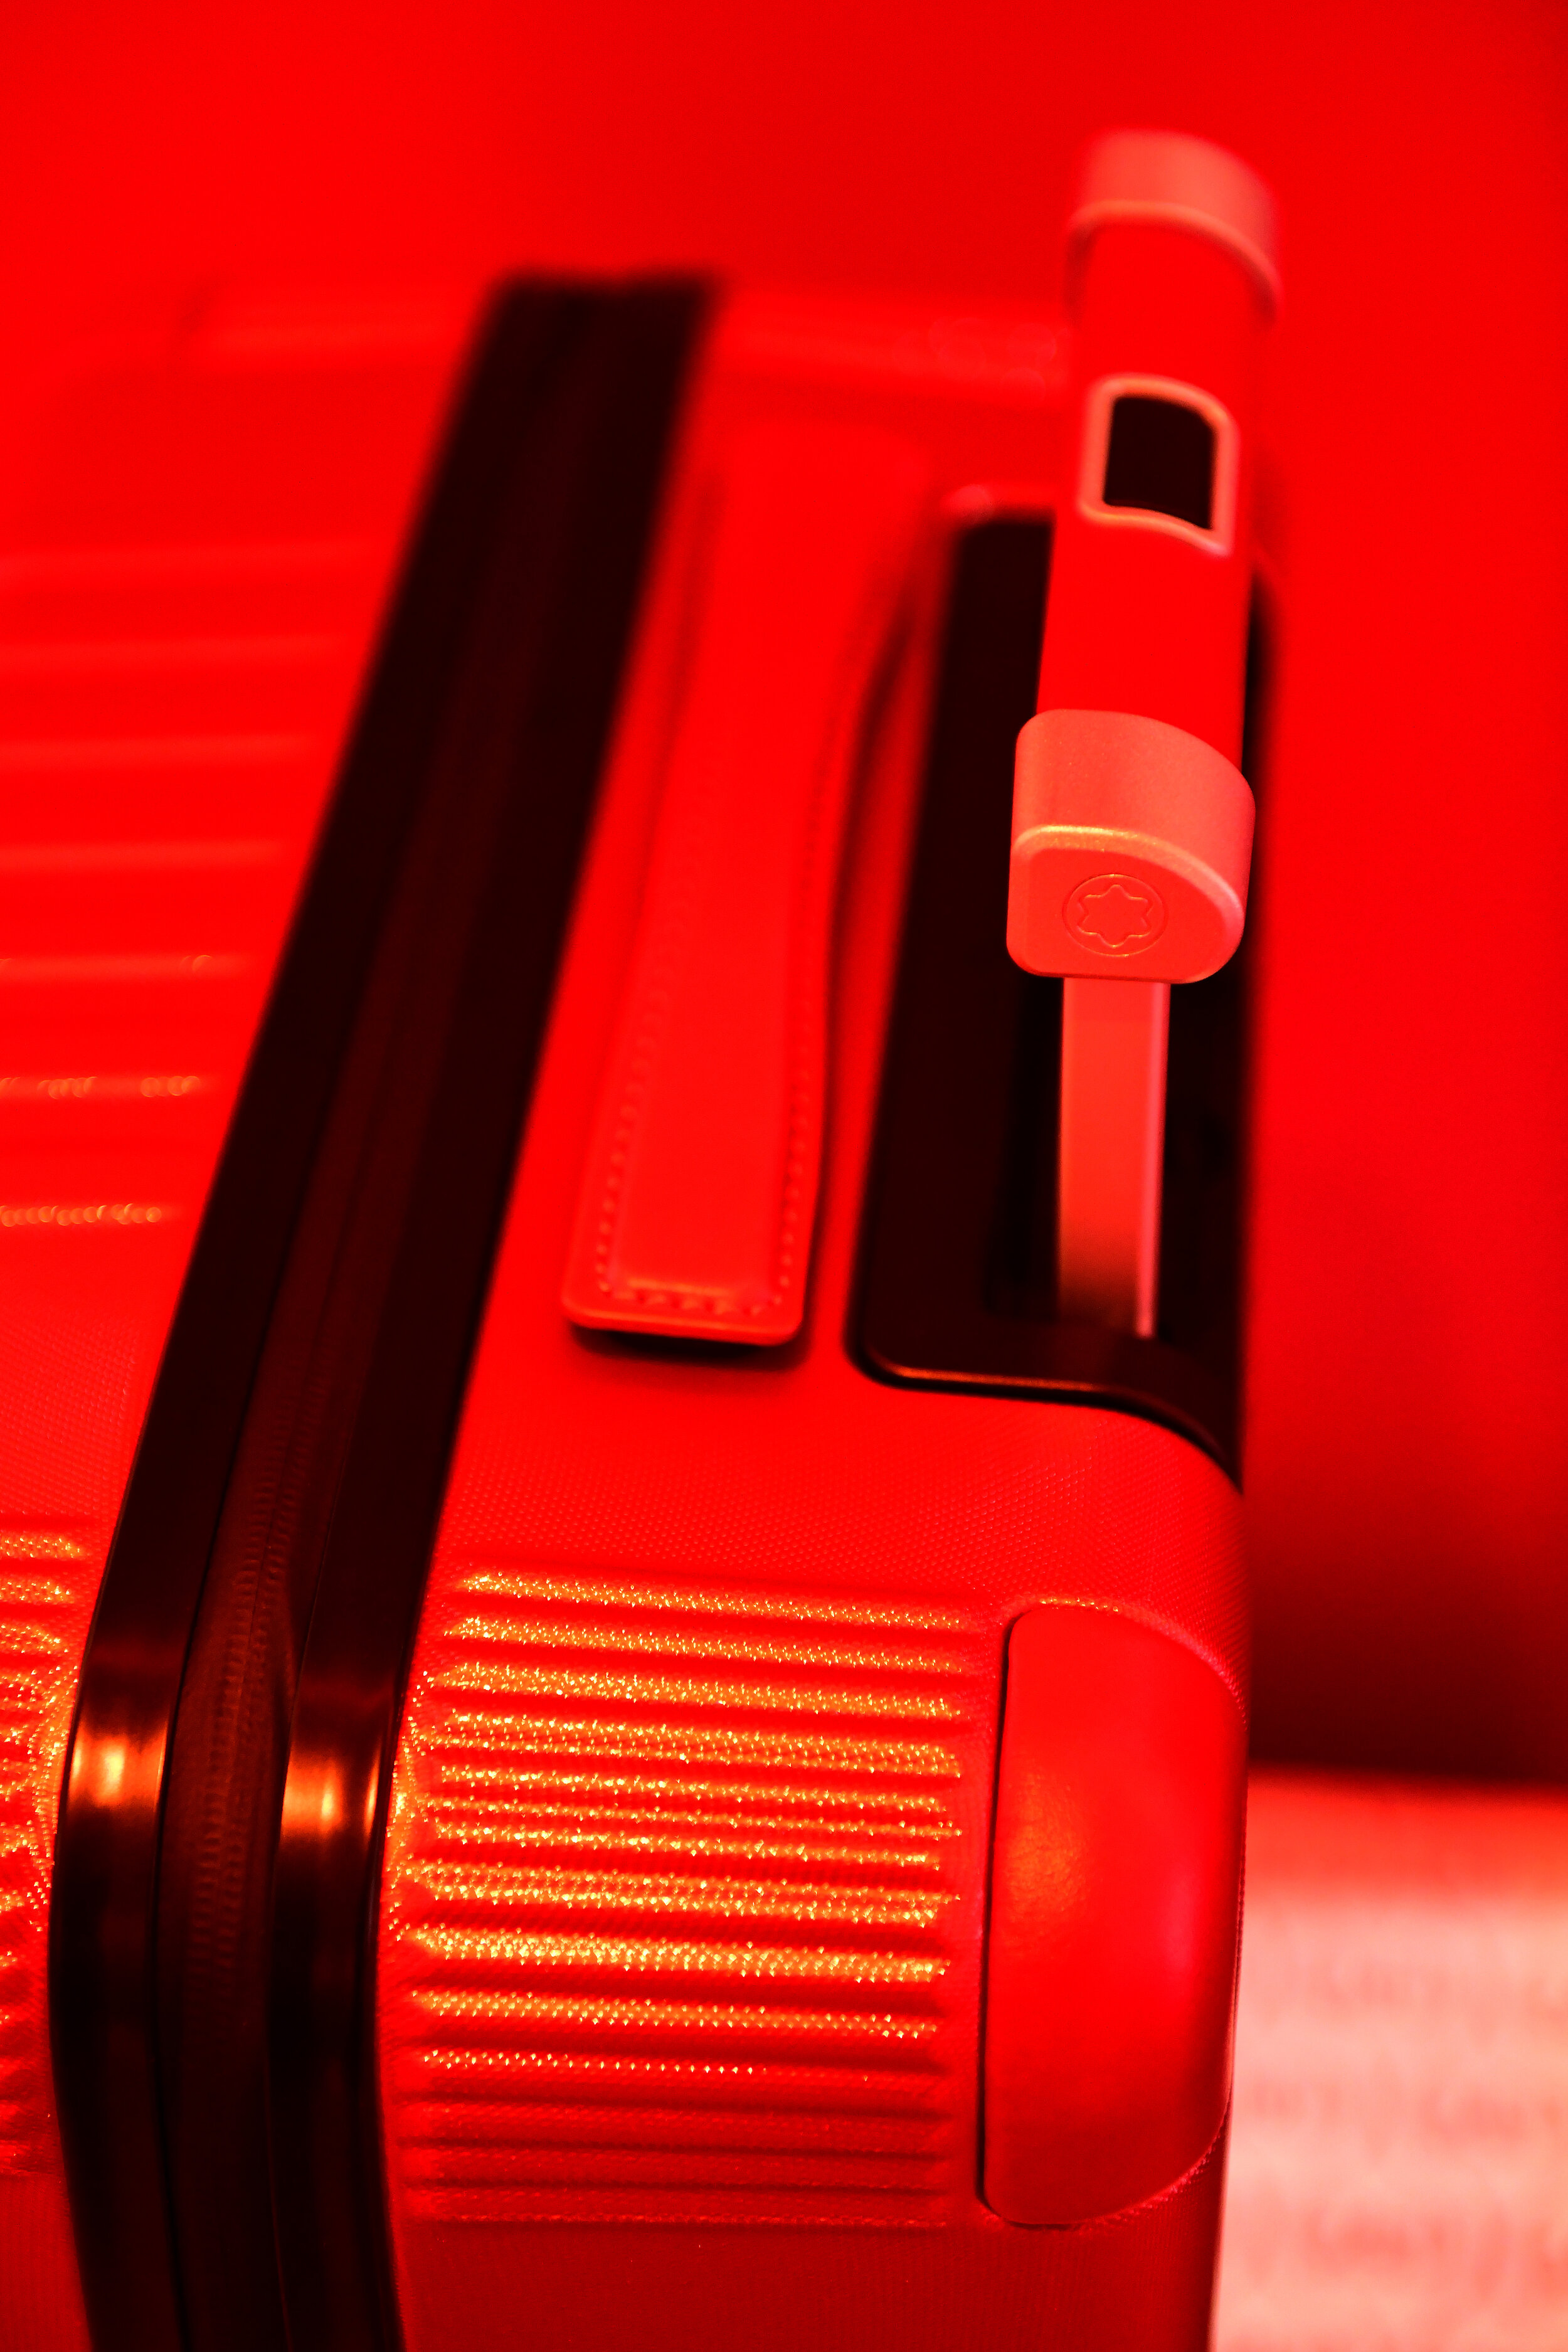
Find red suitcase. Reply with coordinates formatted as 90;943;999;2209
1;1;1565;2339
9;137;1265;2349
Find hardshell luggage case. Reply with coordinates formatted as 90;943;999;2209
376;136;1270;2348
19;134;1264;2351
6;5;1568;2343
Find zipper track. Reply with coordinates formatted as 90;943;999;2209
48;279;704;2352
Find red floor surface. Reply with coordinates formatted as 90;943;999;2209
1217;1774;1568;2351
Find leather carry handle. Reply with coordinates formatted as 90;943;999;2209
563;415;926;1344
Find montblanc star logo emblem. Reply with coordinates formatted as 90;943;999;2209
1064;872;1168;955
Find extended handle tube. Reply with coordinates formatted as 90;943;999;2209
1007;129;1279;1334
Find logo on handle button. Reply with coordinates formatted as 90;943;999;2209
1064;873;1168;956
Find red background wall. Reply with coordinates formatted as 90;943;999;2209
2;0;1565;1776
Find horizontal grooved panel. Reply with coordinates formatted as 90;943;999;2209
0;1555;94;2168
381;1565;982;2225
